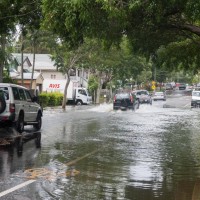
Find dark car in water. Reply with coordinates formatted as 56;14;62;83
179;83;186;90
113;92;139;110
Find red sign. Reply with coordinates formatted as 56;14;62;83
49;84;60;88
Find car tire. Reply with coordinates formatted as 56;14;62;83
137;101;140;109
34;113;42;131
132;104;136;111
0;95;6;114
16;113;24;133
76;100;83;105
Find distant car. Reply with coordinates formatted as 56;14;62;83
165;83;173;90
179;83;186;90
186;84;193;90
134;90;152;104
191;89;200;107
153;91;166;101
113;92;139;110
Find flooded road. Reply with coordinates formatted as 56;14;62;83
1;94;200;200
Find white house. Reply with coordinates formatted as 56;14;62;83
11;53;90;89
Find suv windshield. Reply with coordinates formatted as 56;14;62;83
115;93;129;99
137;91;148;95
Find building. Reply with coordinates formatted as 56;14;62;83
10;53;90;89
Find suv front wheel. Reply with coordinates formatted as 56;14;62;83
34;113;42;131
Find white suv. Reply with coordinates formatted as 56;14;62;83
0;83;43;133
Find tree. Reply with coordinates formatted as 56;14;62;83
0;0;42;83
0;1;21;82
41;0;200;72
50;40;91;110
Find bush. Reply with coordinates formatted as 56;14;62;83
38;92;64;107
38;93;50;108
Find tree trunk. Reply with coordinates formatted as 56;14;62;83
62;72;70;110
109;85;113;103
21;34;24;86
96;72;102;104
30;43;36;89
0;35;6;83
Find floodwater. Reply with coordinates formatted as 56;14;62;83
1;97;200;200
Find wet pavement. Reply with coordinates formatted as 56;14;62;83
1;91;200;199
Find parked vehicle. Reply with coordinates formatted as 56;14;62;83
0;83;43;133
134;90;152;104
165;83;173;90
186;84;193;90
42;79;92;105
113;92;139;110
191;89;200;107
179;83;186;90
153;91;166;101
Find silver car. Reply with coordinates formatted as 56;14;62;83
135;90;152;104
153;92;166;101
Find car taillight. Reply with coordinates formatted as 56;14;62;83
114;96;116;102
9;103;15;113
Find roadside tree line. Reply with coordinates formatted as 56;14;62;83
0;0;199;108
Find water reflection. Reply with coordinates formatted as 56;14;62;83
37;105;200;199
2;103;200;199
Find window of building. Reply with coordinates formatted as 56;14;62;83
51;74;56;79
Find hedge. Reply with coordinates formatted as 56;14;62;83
39;92;63;107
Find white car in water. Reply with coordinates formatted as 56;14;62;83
153;92;166;101
191;88;200;107
134;90;152;105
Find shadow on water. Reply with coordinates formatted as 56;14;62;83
0;127;41;157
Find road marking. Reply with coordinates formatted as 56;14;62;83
183;103;191;108
65;149;99;166
0;180;36;198
1;148;102;197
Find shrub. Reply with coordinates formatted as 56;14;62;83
55;92;63;105
39;92;64;107
38;93;50;108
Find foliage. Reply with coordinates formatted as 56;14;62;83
3;70;15;83
88;75;98;94
48;92;62;106
39;92;63;107
38;92;50;107
41;0;200;73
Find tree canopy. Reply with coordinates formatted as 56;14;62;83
41;0;200;72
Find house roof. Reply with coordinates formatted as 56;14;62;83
12;55;32;67
12;72;44;80
12;53;56;70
